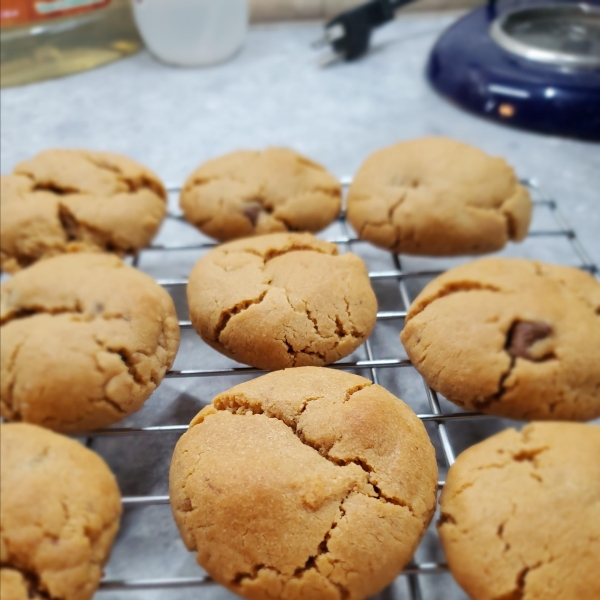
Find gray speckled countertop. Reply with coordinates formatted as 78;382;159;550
1;13;599;600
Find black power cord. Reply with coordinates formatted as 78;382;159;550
313;0;418;63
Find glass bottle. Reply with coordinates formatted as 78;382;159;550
1;0;141;88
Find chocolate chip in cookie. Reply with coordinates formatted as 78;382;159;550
242;200;265;227
507;321;553;360
180;148;341;242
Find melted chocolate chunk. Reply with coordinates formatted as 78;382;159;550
507;321;553;360
58;206;79;241
242;202;263;227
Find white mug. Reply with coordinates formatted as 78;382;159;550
132;0;248;67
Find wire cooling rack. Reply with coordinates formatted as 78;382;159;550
93;178;597;599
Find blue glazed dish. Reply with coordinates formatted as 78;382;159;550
426;1;600;139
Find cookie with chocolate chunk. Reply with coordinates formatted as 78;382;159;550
401;258;600;420
1;149;166;273
179;148;341;242
347;137;532;256
170;367;438;600
0;253;180;432
187;233;377;370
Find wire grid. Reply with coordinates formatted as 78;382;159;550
94;177;597;598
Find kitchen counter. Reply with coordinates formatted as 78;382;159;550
1;13;598;600
1;13;599;261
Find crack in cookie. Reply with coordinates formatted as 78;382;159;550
0;565;55;600
208;383;413;513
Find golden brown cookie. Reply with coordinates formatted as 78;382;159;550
179;148;341;242
1;149;166;273
170;367;438;600
0;253;180;432
1;423;122;600
401;258;600;421
187;232;377;370
347;137;532;255
438;422;600;600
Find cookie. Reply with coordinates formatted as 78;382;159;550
438;422;600;600
1;149;166;273
170;367;438;600
1;423;122;600
347;137;532;255
0;253;180;432
401;258;600;421
187;232;377;370
179;148;341;242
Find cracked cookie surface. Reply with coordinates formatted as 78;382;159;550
179;148;341;242
1;149;166;273
187;232;377;370
170;367;438;600
0;253;180;432
401;258;600;421
0;423;121;600
439;422;600;600
346;137;532;256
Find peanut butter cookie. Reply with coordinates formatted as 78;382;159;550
170;367;438;600
347;137;532;255
439;422;600;600
1;423;122;600
187;233;377;370
180;148;341;242
1;149;166;273
0;253;180;432
401;258;600;421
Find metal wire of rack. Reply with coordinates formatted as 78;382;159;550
94;177;598;598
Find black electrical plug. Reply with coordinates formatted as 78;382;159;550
312;0;417;64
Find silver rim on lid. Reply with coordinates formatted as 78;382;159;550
490;3;600;69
